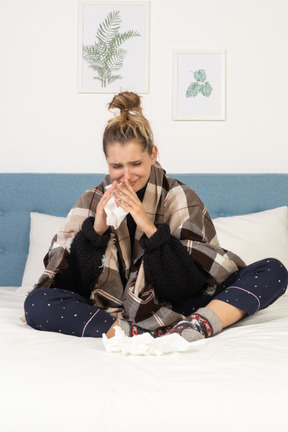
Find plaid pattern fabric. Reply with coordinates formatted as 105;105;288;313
35;163;245;330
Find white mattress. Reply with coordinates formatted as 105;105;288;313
1;286;288;432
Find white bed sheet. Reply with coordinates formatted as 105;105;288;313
1;286;288;432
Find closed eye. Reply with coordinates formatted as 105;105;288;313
110;161;142;169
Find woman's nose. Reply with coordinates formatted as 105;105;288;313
123;167;132;180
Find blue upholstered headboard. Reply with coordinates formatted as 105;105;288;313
1;173;288;286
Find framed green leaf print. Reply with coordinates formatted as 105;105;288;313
78;2;150;93
173;50;226;120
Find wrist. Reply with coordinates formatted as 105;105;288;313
93;220;108;236
144;224;157;238
140;223;171;250
94;227;106;236
81;217;110;245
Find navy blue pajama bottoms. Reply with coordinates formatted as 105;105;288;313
24;288;116;337
174;258;288;316
24;258;287;338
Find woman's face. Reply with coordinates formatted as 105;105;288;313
106;141;157;192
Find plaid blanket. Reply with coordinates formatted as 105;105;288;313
35;163;245;330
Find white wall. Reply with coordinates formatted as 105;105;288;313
1;0;288;173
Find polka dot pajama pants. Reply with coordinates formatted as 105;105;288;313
174;258;288;317
24;258;288;338
24;288;116;337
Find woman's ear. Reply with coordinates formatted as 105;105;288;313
151;145;158;164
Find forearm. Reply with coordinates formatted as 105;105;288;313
54;217;110;297
140;224;209;306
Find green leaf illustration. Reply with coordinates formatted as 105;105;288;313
186;69;213;99
200;82;213;97
186;82;201;98
82;10;140;88
194;69;207;83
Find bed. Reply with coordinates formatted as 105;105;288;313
1;173;288;432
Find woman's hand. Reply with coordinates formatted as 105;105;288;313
114;180;157;238
93;181;118;235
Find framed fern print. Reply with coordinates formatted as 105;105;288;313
78;1;150;93
173;50;226;120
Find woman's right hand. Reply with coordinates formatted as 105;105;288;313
93;181;118;235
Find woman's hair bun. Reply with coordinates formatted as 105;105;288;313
108;91;142;115
103;91;154;156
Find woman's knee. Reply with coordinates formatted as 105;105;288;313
224;258;288;315
264;258;288;285
250;257;287;277
255;258;288;302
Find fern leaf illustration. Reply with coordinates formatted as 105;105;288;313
97;11;121;45
106;48;126;71
82;10;140;87
111;30;141;48
107;74;122;84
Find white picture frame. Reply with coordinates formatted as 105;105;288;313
78;1;150;94
173;50;226;121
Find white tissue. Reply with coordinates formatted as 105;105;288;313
102;326;205;356
104;189;128;229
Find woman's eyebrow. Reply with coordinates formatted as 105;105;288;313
109;159;143;165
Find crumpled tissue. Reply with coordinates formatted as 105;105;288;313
102;326;205;356
104;187;128;229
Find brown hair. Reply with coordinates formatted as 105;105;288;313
103;91;154;156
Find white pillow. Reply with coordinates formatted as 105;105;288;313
213;206;288;272
21;212;66;290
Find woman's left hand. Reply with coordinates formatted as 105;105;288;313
114;180;157;238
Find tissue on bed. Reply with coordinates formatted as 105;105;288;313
102;326;205;356
104;193;128;229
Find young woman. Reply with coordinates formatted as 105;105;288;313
24;92;288;342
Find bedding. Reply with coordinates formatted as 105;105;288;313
1;287;288;431
0;173;288;432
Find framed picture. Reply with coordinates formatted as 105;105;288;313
173;50;226;120
78;1;150;94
